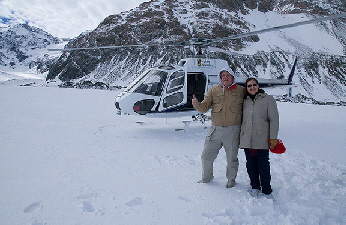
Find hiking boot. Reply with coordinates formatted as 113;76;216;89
197;178;213;183
248;188;260;197
225;180;236;188
264;193;275;200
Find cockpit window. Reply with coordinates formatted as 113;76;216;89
133;70;168;96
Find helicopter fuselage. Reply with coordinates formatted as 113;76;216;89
115;58;293;117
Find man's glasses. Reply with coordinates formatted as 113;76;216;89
247;83;258;88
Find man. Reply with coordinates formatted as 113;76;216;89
192;67;245;188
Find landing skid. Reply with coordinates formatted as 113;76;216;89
174;114;210;133
192;113;210;128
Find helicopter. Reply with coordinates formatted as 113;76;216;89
48;13;346;118
114;56;297;117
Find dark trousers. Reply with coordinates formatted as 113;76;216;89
244;149;272;194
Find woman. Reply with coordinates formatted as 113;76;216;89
239;78;279;200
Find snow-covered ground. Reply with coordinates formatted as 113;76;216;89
1;79;346;225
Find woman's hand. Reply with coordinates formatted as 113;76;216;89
269;139;279;148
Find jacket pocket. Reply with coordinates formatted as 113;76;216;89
211;103;222;113
229;102;242;113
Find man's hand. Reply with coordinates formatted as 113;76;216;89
192;94;200;107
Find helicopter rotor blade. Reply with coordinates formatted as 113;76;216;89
47;42;186;52
211;13;346;43
208;47;296;58
207;46;251;56
47;44;149;51
48;13;346;52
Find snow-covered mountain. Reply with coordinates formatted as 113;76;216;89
1;0;345;104
0;23;64;75
45;0;345;103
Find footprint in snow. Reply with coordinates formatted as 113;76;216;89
23;201;42;213
31;222;46;225
178;196;192;202
82;201;95;212
125;197;144;206
76;192;99;199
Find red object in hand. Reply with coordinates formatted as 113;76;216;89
270;139;286;154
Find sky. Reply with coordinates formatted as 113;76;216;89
0;77;346;224
0;0;146;38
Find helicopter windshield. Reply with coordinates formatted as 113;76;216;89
133;70;168;96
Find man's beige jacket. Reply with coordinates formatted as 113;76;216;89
194;84;245;126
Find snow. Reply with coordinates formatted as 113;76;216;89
0;70;45;82
1;79;346;224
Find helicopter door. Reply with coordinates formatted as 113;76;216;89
159;71;185;112
159;71;207;112
186;72;206;108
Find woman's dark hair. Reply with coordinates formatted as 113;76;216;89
245;77;258;85
244;77;264;98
